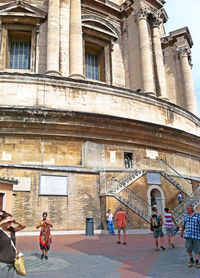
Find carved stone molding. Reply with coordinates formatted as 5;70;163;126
176;46;192;66
149;12;162;28
134;5;149;21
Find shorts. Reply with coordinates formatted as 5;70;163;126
117;226;127;232
153;226;164;239
185;238;200;253
166;226;175;237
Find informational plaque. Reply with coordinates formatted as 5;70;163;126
147;173;161;185
39;174;68;195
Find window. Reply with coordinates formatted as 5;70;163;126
124;152;133;168
8;31;31;70
84;41;105;82
39;174;68;196
85;53;99;80
0;25;36;72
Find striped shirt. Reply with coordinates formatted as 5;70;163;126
164;213;173;227
182;212;200;239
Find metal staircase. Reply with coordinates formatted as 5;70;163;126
172;187;200;225
101;158;195;223
107;169;146;194
104;158;192;197
106;182;151;223
160;172;190;196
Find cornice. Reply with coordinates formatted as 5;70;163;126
0;72;199;128
0;106;200;157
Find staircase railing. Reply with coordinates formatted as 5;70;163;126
135;158;192;195
172;187;200;225
101;158;193;196
106;184;151;222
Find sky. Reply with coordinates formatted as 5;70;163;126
164;0;200;117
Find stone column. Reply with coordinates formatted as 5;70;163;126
136;7;155;94
69;0;84;79
177;47;198;115
152;16;168;100
46;0;60;75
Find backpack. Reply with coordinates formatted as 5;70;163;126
151;213;161;228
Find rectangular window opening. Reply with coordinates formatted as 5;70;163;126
85;41;105;81
8;31;31;70
124;152;133;168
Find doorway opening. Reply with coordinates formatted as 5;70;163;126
150;189;163;215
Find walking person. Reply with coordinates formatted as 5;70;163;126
36;212;53;260
164;208;175;248
115;207;127;245
150;206;165;251
106;209;115;235
0;212;26;278
181;204;200;268
177;192;183;204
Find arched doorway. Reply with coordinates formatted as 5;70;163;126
151;189;163;214
147;185;165;216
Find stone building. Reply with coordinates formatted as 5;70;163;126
0;0;199;232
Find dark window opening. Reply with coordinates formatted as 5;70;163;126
124;152;133;168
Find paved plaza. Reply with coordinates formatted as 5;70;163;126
14;233;200;278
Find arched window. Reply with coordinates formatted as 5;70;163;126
82;15;119;84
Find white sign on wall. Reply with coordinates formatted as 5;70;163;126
39;174;68;196
2;151;12;161
146;149;158;159
110;151;116;163
13;177;31;191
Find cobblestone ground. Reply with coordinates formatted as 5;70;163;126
14;234;200;278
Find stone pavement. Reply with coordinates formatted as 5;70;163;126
14;233;200;278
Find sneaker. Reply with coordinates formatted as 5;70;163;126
123;242;127;245
187;261;194;267
45;256;48;260
117;241;121;244
195;262;200;268
160;246;166;250
41;254;44;260
171;243;175;248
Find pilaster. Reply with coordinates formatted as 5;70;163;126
176;46;198;115
69;0;84;79
46;0;61;76
135;6;155;95
151;13;168;100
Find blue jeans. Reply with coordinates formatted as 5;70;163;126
0;261;14;278
107;221;115;234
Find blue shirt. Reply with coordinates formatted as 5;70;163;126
182;212;200;239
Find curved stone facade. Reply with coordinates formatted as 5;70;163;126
0;0;199;231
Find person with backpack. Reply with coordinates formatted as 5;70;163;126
150;206;165;251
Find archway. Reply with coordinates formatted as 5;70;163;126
147;185;165;216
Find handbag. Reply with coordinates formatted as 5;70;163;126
11;240;26;276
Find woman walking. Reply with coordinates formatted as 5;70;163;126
0;212;26;278
164;207;176;248
36;212;53;260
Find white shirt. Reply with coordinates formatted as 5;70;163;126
106;213;113;222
